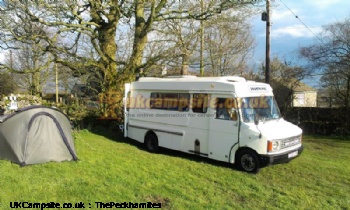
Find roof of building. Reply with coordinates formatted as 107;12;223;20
294;82;317;92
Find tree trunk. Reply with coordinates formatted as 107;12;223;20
98;25;118;89
181;53;189;75
90;2;120;117
125;0;148;81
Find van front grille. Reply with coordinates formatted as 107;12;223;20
280;136;301;150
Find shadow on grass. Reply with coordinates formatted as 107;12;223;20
156;147;235;170
88;127;239;172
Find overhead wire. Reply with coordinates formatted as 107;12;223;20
276;0;346;84
279;0;325;45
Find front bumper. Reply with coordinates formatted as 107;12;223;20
260;145;304;166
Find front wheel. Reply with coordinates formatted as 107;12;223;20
237;150;260;173
144;132;159;153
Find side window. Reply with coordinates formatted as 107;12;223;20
163;93;179;110
192;93;208;113
215;98;238;121
178;93;190;112
150;92;190;112
150;93;161;109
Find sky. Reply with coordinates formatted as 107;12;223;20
250;0;350;87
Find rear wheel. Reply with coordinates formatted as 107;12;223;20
144;132;159;153
237;150;260;173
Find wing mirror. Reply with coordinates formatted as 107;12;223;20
254;114;259;125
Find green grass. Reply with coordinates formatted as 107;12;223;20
1;130;350;209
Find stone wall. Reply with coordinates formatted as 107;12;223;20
0;94;42;115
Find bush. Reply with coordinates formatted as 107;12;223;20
284;107;350;137
59;102;122;132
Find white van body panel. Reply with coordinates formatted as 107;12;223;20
124;76;303;169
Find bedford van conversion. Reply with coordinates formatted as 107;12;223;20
124;76;303;173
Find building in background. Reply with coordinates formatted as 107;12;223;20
292;83;317;107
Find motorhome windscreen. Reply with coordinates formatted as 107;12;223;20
240;96;281;123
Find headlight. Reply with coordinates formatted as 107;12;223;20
272;140;280;150
268;140;281;152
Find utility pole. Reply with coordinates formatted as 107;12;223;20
55;0;59;104
265;0;271;84
199;0;204;76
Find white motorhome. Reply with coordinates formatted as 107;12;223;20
124;76;303;173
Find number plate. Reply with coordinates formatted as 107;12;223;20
288;151;298;158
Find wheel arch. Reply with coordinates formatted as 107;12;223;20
235;146;259;160
144;130;159;153
144;130;157;142
234;146;261;173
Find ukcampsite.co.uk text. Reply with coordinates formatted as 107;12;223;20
9;201;161;209
125;113;216;118
126;95;270;109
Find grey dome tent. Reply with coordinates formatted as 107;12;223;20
0;105;78;166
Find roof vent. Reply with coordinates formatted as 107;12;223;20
166;75;197;79
222;76;246;82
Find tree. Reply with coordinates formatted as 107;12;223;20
0;0;261;117
150;17;200;75
0;4;53;95
167;19;198;75
142;1;256;76
258;56;308;112
0;73;17;96
300;18;350;109
299;18;350;135
319;64;350;108
3;44;52;96
204;10;255;76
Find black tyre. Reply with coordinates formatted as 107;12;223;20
144;132;159;152
237;150;260;173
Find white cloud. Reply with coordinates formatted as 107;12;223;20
271;24;322;38
307;0;343;10
271;9;296;22
251;0;350;68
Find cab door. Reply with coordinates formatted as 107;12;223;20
208;96;239;162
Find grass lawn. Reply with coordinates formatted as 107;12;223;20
0;130;350;209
